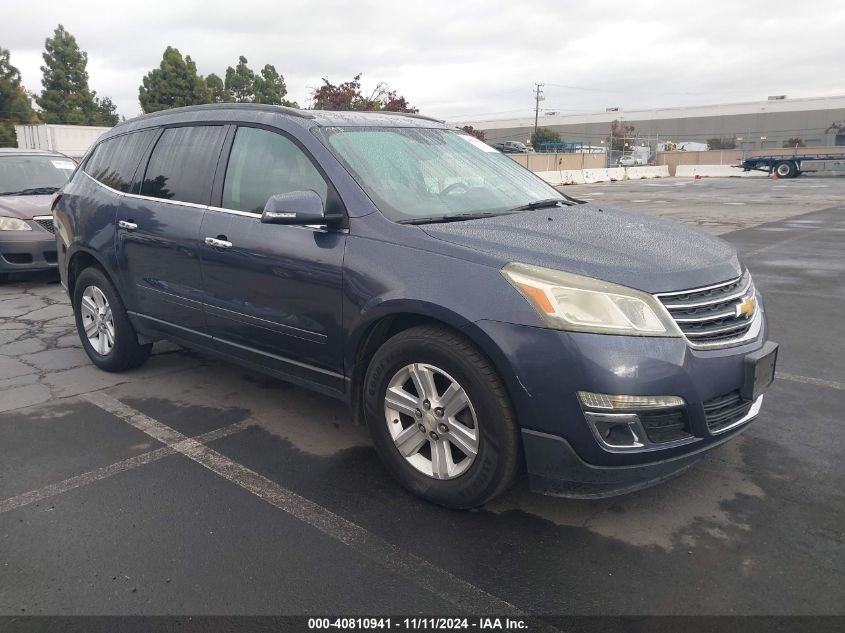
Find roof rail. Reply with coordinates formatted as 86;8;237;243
369;111;445;124
127;103;315;124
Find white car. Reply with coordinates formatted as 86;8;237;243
617;155;644;167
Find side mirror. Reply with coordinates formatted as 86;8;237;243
261;190;341;226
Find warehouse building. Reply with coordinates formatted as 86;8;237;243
459;94;845;151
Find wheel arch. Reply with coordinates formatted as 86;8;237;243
66;246;114;300
346;301;520;426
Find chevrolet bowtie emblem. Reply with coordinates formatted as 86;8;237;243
735;296;756;318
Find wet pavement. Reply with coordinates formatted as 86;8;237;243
1;179;843;615
561;174;845;235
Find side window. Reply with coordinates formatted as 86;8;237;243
222;127;328;214
141;126;225;205
83;130;156;192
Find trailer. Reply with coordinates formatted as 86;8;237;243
737;150;845;178
14;124;111;161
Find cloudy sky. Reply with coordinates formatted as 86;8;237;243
4;0;845;123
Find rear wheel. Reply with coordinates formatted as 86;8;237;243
73;266;152;372
774;161;797;178
363;325;520;509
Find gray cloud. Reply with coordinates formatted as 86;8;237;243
4;0;844;122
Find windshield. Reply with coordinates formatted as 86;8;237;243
314;126;568;222
0;155;75;195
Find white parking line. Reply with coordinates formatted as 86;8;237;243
0;421;248;514
81;391;527;617
777;372;845;392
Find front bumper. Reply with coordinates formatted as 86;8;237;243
474;308;775;496
522;396;762;498
0;223;58;273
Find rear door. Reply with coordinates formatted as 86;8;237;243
199;125;347;392
116;125;227;342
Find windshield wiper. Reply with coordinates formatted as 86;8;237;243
0;187;60;196
397;211;517;225
506;198;573;212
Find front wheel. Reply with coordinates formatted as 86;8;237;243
363;325;520;508
73;266;152;372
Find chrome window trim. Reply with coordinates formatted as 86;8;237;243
83;171;345;233
82;170;208;209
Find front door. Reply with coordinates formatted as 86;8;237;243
199;126;347;392
117;125;226;342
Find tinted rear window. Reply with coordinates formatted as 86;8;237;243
84;130;156;192
140;126;225;205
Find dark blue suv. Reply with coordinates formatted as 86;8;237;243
55;104;778;508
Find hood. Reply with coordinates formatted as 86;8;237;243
421;204;741;293
0;195;53;220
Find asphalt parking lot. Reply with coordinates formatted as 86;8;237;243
1;176;844;616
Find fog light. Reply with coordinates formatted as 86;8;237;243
577;391;685;411
583;412;645;450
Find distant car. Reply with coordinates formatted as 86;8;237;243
617;155;644;167
0;149;75;282
494;141;529;154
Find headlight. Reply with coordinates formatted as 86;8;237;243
0;217;32;231
502;262;681;336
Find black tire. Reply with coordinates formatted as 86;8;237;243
363;325;520;509
72;266;152;372
774;161;797;178
0;273;9;285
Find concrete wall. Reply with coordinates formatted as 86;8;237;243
508;152;605;171
536;165;669;186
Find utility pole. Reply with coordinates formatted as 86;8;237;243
533;83;544;137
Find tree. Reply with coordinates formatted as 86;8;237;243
37;24;115;125
94;96;119;126
606;120;637;152
783;137;805;148
460;125;486;142
707;136;737;150
139;47;211;113
0;47;38;146
253;64;297;107
225;56;255;103
530;127;560;150
311;73;417;112
205;73;230;103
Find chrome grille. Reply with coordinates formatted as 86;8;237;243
656;271;758;348
703;390;754;434
33;216;55;233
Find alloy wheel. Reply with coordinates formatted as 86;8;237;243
384;363;480;480
80;285;115;356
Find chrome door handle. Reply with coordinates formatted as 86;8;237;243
204;237;233;249
118;220;138;230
